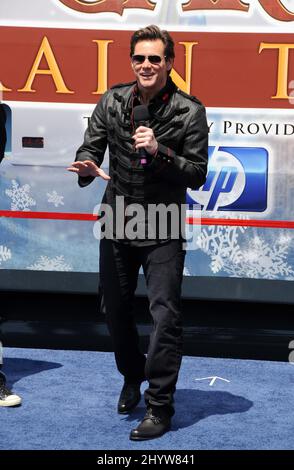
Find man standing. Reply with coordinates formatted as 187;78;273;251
0;103;22;407
68;25;208;440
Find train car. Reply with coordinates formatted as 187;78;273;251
0;0;293;302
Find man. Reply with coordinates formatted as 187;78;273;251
68;25;208;440
0;103;22;407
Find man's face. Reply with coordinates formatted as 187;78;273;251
131;39;173;94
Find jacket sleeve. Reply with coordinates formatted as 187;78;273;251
151;104;208;190
75;92;108;187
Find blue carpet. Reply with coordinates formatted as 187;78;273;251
0;348;293;450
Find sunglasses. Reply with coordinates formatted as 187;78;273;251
131;54;165;65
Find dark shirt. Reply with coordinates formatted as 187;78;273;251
113;79;186;246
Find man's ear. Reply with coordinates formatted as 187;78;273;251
166;58;174;72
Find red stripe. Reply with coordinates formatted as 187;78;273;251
0;210;294;229
0;210;97;221
187;218;294;229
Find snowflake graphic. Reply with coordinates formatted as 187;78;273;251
5;180;36;211
183;266;191;276
0;246;12;266
197;214;247;274
198;214;294;280
47;190;64;208
226;234;294;280
27;255;73;271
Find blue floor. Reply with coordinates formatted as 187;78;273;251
0;348;293;450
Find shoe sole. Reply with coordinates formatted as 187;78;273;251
0;397;22;407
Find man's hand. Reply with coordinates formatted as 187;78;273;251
133;126;158;156
67;160;110;180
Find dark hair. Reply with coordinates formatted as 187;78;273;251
130;25;175;60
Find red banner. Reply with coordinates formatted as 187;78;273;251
0;27;293;108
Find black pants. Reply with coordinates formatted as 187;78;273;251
99;238;185;415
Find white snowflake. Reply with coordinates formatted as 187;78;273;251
47;190;64;208
5;180;36;211
0;245;12;265
183;266;191;276
27;255;73;271
226;235;294;280
197;214;248;274
198;215;294;279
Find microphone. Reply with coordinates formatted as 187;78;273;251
133;104;150;165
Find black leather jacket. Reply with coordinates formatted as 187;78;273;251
76;77;208;203
76;78;208;243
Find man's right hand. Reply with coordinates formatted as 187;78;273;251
67;160;110;180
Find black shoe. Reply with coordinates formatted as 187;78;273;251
117;381;141;414
130;406;171;440
0;376;22;407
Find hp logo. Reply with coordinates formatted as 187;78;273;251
187;146;268;212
